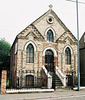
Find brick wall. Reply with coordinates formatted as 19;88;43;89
10;38;18;88
1;70;7;94
42;69;47;87
43;43;58;50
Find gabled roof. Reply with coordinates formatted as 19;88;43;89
79;32;85;42
17;24;44;39
32;9;70;32
16;8;70;40
11;8;77;49
56;31;77;42
16;8;77;40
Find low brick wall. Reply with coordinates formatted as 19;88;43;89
1;70;7;94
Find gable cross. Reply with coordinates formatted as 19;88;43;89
49;4;53;10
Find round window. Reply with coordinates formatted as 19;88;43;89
49;18;52;22
47;16;54;24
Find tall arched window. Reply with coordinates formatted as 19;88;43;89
65;47;71;65
26;44;34;63
47;29;53;42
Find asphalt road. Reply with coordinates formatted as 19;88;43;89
0;90;85;100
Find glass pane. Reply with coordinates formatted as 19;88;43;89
47;30;53;42
29;44;32;48
27;53;29;57
50;33;52;36
26;57;29;63
49;52;52;55
30;53;34;57
30;49;33;53
26;44;34;63
30;57;34;63
65;47;71;64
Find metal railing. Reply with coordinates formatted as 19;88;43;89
10;70;48;89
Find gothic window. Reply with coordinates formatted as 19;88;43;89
65;47;71;65
47;29;54;42
26;44;34;63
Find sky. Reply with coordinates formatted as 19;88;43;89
0;0;85;45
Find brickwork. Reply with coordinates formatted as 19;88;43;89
43;43;58;51
1;70;7;94
10;38;17;88
54;57;58;66
42;56;45;66
42;69;47;87
20;51;23;87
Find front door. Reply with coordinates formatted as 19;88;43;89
45;50;54;72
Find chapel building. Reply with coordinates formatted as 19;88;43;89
10;6;78;89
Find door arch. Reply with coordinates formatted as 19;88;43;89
45;50;54;72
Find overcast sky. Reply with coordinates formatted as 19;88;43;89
0;0;85;45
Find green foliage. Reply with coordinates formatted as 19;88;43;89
0;78;9;86
6;79;9;87
0;38;11;78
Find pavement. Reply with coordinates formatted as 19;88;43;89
1;89;85;100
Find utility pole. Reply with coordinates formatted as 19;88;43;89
66;0;81;91
76;0;80;91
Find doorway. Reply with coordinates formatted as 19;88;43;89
45;50;54;72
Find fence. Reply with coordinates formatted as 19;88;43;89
10;70;48;89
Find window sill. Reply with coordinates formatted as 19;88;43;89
26;63;34;65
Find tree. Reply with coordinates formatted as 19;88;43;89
0;38;11;79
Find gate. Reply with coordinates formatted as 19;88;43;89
66;75;73;87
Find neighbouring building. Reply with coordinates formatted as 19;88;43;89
10;5;78;89
79;32;85;86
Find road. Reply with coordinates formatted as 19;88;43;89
0;90;85;100
35;94;85;100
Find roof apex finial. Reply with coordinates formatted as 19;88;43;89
49;4;53;10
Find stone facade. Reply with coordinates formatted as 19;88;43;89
10;8;78;88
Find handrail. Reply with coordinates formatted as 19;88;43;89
55;66;67;87
42;66;52;77
42;66;52;89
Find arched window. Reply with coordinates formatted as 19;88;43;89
26;44;34;63
47;29;54;42
65;47;71;65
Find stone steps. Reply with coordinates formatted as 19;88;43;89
52;73;63;89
